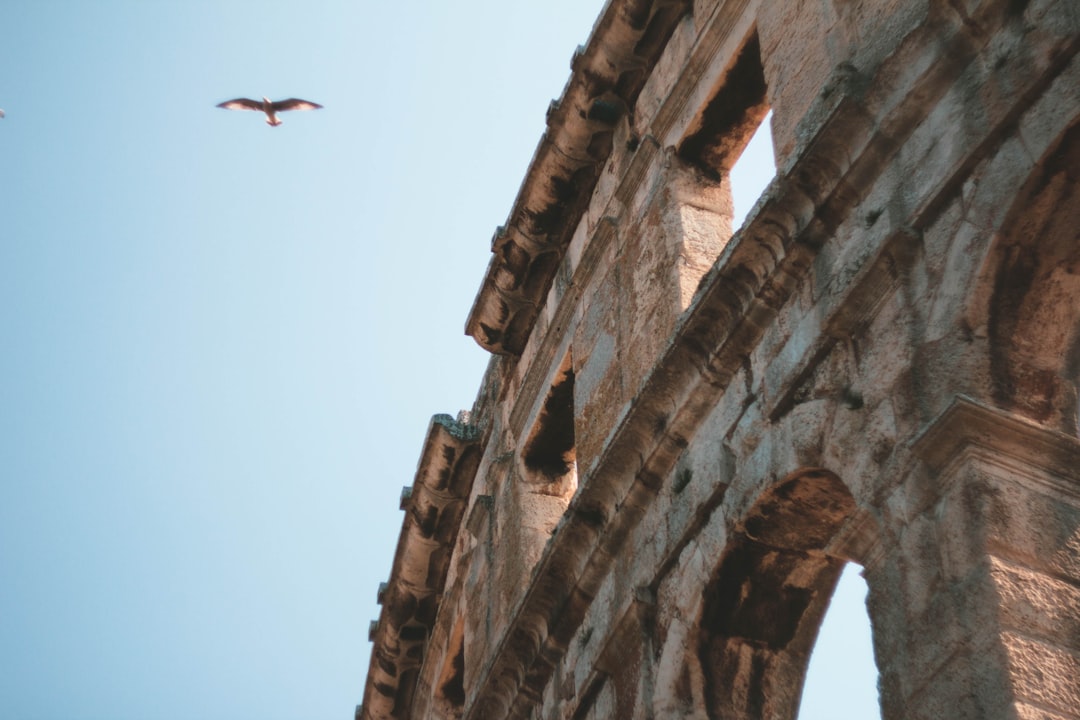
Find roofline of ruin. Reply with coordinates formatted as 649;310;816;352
464;0;692;357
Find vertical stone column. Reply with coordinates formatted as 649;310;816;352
658;151;735;314
868;397;1080;720
613;151;734;394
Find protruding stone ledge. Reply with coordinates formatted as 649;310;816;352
357;413;483;720
465;0;693;356
910;395;1080;504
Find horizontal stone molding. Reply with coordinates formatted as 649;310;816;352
465;0;692;356
910;395;1080;504
358;414;482;720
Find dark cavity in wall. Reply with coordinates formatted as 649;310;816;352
678;31;769;178
439;634;466;711
524;364;577;480
701;541;816;649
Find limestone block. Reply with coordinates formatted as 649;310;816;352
1003;632;1080;717
990;556;1080;652
757;0;840;164
1015;702;1076;720
901;641;1014;719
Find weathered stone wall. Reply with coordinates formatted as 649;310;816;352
360;1;1080;718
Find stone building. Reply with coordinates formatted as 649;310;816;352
358;0;1080;718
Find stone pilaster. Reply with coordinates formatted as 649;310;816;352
869;396;1080;720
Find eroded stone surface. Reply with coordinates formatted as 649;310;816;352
359;1;1080;718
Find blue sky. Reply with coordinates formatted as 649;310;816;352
0;2;876;718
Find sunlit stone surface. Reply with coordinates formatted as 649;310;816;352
359;2;1080;718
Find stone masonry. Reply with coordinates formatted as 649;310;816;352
359;1;1080;718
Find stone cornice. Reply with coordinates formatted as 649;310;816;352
358;415;481;720
464;0;692;356
911;395;1080;501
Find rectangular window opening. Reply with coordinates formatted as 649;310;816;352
678;30;776;229
730;109;775;230
522;351;577;498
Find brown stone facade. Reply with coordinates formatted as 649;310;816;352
359;1;1080;718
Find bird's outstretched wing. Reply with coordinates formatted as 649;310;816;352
0;109;5;119
271;98;323;112
216;98;263;111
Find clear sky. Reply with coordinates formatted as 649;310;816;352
0;2;876;718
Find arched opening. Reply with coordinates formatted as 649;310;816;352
797;563;880;719
696;469;880;720
986;120;1080;434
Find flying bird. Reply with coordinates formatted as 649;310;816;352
0;109;5;119
216;96;322;126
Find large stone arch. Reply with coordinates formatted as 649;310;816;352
700;470;854;719
661;468;875;720
982;119;1080;433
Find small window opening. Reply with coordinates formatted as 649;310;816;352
436;617;466;718
797;563;881;719
678;30;775;232
678;31;770;179
729;109;775;230
522;353;577;495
